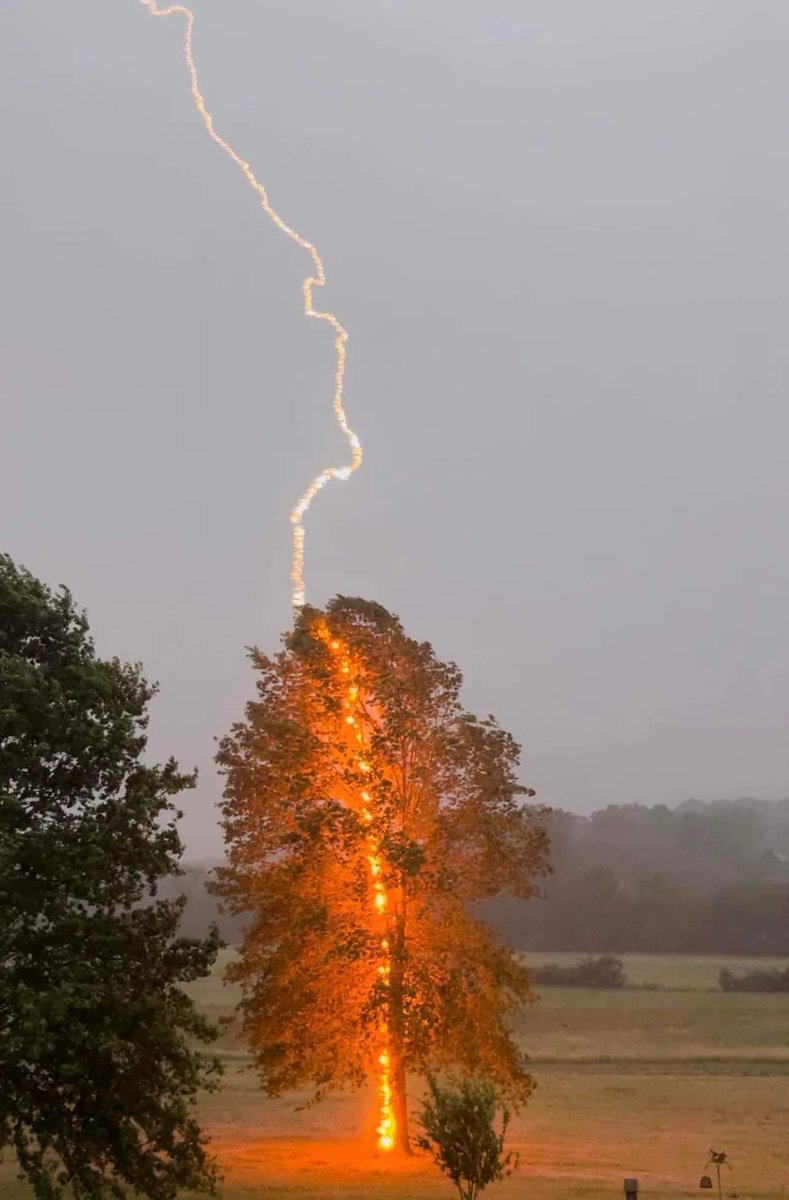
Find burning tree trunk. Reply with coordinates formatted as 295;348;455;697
390;1051;411;1155
387;916;412;1154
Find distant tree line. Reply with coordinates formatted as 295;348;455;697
171;796;789;956
489;799;789;955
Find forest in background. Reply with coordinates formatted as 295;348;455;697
167;797;789;955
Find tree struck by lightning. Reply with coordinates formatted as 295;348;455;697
215;597;549;1154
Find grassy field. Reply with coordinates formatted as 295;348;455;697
2;952;787;1200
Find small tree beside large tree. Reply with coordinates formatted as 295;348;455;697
0;554;221;1200
418;1075;518;1200
216;596;550;1152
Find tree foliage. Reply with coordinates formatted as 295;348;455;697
417;1076;517;1200
0;555;221;1200
216;596;549;1149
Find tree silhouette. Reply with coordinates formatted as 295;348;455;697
0;555;221;1200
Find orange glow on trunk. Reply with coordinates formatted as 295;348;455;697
322;628;396;1153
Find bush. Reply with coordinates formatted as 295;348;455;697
719;966;789;992
417;1077;518;1200
532;955;626;988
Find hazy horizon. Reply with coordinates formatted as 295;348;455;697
3;1;789;856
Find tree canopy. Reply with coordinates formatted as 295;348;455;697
216;596;549;1151
0;554;221;1200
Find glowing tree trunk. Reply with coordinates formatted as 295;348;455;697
388;915;412;1154
319;628;404;1153
324;630;419;1155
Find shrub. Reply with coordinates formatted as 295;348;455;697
417;1077;518;1200
532;955;626;988
719;966;789;992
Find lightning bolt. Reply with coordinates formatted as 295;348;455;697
139;2;362;608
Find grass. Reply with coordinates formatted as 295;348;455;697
2;951;788;1199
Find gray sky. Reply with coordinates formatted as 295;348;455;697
3;0;789;856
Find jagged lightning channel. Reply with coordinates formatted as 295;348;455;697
140;2;362;608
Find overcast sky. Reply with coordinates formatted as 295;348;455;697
3;0;789;855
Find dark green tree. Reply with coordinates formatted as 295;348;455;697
0;555;221;1200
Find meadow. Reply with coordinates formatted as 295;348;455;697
2;952;787;1200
